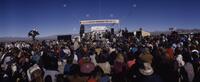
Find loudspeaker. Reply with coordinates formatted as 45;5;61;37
136;31;142;38
127;32;134;37
57;35;72;41
111;28;114;34
80;25;85;38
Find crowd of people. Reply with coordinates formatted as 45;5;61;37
0;31;200;82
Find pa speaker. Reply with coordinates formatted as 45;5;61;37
57;35;72;41
136;31;142;38
111;28;114;34
80;25;85;38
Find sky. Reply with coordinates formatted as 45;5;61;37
0;0;200;37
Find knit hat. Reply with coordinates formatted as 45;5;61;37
139;51;153;64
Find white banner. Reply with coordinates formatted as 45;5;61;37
80;19;119;25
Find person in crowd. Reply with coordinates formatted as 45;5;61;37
136;62;163;82
111;53;128;82
67;64;87;82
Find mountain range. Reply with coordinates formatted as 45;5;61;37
0;28;200;42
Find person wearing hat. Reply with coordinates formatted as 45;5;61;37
139;48;153;64
136;62;163;82
27;64;43;82
182;54;195;82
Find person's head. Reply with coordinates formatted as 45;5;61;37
174;47;182;56
11;63;17;72
66;58;73;64
57;60;62;66
143;47;151;54
45;75;52;82
31;69;43;82
115;53;124;63
82;57;91;63
56;74;65;82
70;64;80;76
191;50;199;59
89;48;95;55
182;54;192;63
176;54;185;67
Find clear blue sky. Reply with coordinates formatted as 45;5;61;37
0;0;200;37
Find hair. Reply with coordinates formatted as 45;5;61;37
70;64;80;77
31;69;43;82
174;47;182;56
67;58;73;64
56;74;65;82
45;75;52;82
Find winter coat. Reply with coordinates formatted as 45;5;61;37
137;73;163;82
183;62;194;82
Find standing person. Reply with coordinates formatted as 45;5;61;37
1;63;21;82
175;54;189;82
67;64;88;82
43;58;60;82
192;51;200;82
74;38;80;51
111;53;127;82
182;53;195;82
27;64;43;82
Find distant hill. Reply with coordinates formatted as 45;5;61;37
1;28;200;42
38;35;57;40
150;28;200;35
176;28;200;34
0;35;57;42
0;34;78;42
0;37;30;42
